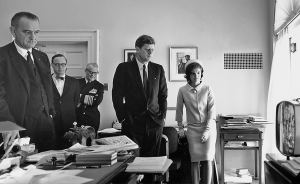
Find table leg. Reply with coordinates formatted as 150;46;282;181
255;149;257;179
221;140;224;184
259;140;262;184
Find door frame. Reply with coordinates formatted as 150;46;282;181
37;29;100;79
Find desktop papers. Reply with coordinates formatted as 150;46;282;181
126;156;172;173
98;128;121;133
0;166;92;184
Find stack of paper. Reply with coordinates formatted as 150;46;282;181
125;156;172;173
281;158;300;175
95;135;138;151
230;168;252;178
76;150;117;166
224;170;252;183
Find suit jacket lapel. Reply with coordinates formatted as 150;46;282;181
51;76;60;97
8;42;30;95
130;59;146;97
147;62;153;97
32;49;47;78
62;76;70;97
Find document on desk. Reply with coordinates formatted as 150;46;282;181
98;128;121;133
1;167;93;184
126;156;173;173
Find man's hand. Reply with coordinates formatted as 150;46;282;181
84;95;94;106
2;130;19;150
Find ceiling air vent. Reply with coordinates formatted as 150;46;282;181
224;53;263;69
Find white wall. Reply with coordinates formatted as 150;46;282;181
0;0;274;176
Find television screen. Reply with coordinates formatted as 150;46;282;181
276;101;300;156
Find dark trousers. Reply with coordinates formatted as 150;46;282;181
122;115;163;184
53;115;69;150
21;111;56;152
76;108;100;132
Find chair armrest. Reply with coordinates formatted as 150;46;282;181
160;134;169;158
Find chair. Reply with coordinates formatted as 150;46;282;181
159;126;182;182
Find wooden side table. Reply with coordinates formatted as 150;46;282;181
220;129;263;184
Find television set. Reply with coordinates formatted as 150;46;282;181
276;100;300;156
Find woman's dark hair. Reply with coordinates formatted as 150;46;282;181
184;62;204;83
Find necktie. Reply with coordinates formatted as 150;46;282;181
56;76;65;80
143;64;149;96
27;51;36;76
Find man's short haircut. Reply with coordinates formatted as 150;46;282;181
51;54;67;64
11;12;39;28
135;35;155;49
87;63;98;68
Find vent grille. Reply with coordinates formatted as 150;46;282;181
224;53;263;69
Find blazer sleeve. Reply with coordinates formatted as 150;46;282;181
91;83;104;107
112;63;126;122
42;53;56;117
74;79;80;108
158;65;168;119
0;57;15;122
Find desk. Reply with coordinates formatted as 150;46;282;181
220;129;263;184
21;149;139;184
265;153;300;184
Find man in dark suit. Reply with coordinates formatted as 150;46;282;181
0;12;56;152
76;63;104;132
51;54;80;150
112;35;168;158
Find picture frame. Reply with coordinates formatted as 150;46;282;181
124;49;136;62
169;47;198;81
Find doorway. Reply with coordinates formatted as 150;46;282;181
35;30;99;79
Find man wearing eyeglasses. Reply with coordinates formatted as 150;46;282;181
0;12;56;152
76;63;104;133
51;54;80;149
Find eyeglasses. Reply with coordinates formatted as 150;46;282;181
52;63;67;67
86;68;99;75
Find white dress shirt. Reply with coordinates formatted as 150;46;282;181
52;74;66;96
136;59;148;84
14;41;34;63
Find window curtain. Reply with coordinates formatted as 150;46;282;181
266;29;291;155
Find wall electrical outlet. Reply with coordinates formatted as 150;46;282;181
104;83;109;91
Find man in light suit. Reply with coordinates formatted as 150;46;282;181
51;54;80;150
76;63;104;133
112;35;168;158
0;12;56;152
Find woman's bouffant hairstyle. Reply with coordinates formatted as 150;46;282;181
184;62;204;83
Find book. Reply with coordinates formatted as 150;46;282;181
224;171;252;183
287;160;300;170
76;150;117;159
294;157;300;165
95;135;139;151
281;162;300;175
75;158;117;166
231;167;249;173
229;172;251;178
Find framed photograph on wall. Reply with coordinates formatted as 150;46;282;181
124;49;136;62
169;47;198;81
